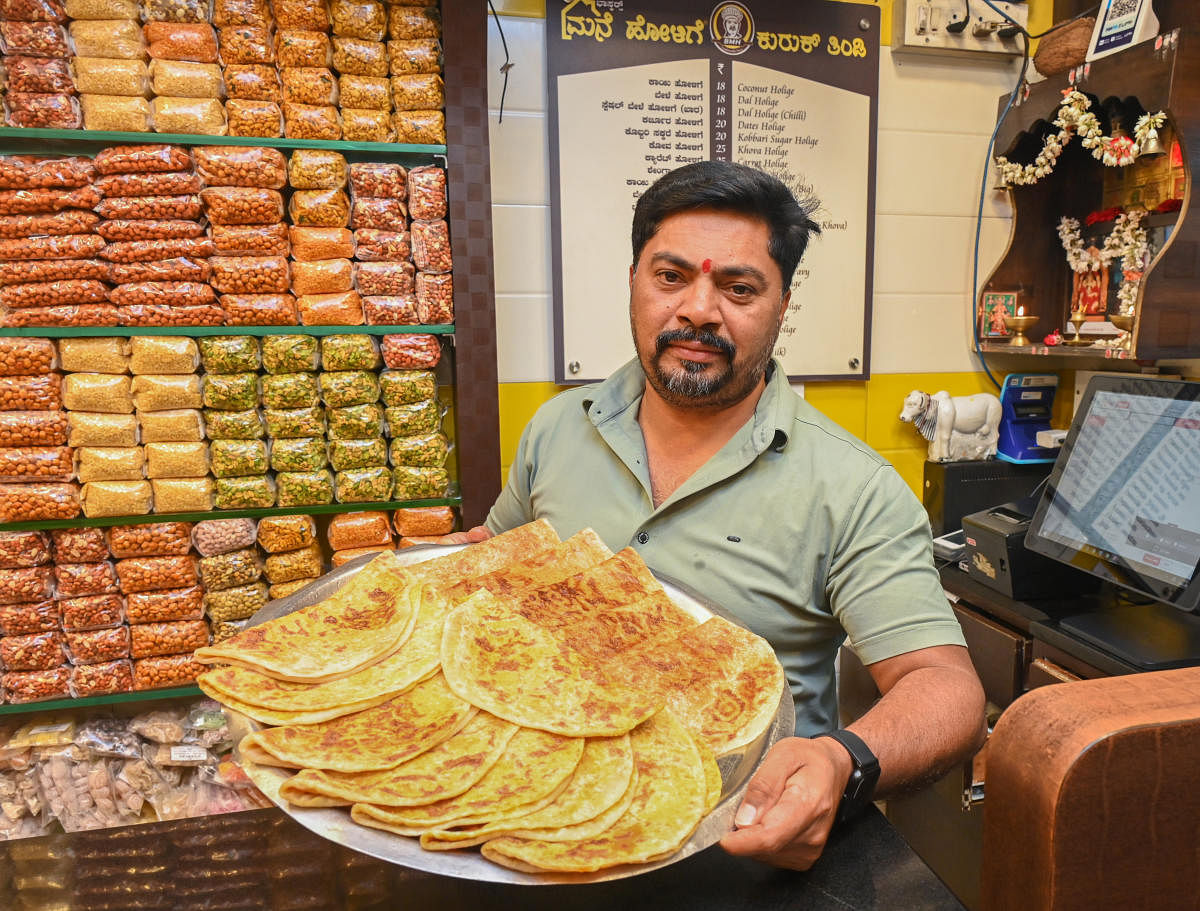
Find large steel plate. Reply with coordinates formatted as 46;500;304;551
237;545;794;885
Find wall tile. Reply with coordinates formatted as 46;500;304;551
488;111;549;206
876;130;1013;219
878;46;1022;134
496;293;554;383
491;204;551;295
873;213;1011;296
497;380;565;476
804;382;868;440
487;15;547;113
871;293;979;374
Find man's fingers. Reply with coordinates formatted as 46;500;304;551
729;738;805;829
464;525;494;543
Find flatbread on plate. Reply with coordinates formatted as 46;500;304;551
442;529;612;601
403;519;561;587
481;709;707;873
611;617;785;756
440;592;662;737
239;674;475;772
197;585;452;717
420;733;634;850
351;727;585;835
194;551;420;682
276;712;519;808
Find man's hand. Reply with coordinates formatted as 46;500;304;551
435;525;494;546
719;735;853;870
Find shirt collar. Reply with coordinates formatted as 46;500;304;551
584;357;792;454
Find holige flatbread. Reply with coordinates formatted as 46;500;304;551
480;710;707;873
194;551;420;682
403;519;561;587
419;733;634;850
443;529;612;600
277;712;519;808
196;585;453;718
440;592;662;737
239;674;475;772
350;727;585;835
611;617;785;756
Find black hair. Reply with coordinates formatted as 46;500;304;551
631;161;821;288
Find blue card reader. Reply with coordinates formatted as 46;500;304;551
997;373;1059;464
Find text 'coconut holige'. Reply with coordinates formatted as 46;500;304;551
200;519;786;876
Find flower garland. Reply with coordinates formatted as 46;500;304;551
996;91;1167;186
1057;209;1149;314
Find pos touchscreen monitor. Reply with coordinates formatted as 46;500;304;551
1023;375;1200;669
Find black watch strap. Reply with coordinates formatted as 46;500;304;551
816;729;881;824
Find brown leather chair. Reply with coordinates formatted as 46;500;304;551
981;668;1200;910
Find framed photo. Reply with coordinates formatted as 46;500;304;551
981;291;1018;338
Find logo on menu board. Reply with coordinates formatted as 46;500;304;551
710;2;755;55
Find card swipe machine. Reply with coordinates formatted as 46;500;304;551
997;373;1059;464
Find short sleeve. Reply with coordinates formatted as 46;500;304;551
485;421;535;534
826;464;965;665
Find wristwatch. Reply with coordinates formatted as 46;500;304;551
816;729;881;824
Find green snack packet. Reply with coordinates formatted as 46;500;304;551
262;372;320;409
388;432;449;468
214;475;276;509
203;408;265;440
392;466;449;500
263;406;326;439
262;334;320;374
320;370;380;408
335;467;392;503
383;399;440;436
203;373;260;411
210;439;270;478
329;437;387;471
276;470;336;507
198;547;262;591
327;403;383;440
320;334;381;371
379;369;436;407
203;582;268;622
197;336;260;373
270;436;327;472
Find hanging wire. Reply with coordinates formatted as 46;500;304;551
968;2;1102;389
487;0;513;123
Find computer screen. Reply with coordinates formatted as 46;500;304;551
1024;375;1200;614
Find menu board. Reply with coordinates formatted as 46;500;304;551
548;0;879;382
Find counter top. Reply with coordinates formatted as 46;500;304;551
1;805;963;911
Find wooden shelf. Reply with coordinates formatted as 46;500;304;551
982;28;1199;362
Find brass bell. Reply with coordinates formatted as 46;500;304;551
1140;129;1166;157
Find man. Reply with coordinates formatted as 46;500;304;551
450;161;985;870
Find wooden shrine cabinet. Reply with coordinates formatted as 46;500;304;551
981;26;1200;361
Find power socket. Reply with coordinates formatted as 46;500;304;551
893;0;1027;58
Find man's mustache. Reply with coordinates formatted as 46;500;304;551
654;328;736;360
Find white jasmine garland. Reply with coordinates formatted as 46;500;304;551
1057;210;1149;315
996;92;1167;186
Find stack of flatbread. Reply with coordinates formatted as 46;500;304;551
194;520;785;875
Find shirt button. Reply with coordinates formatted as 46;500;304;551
636;532;649;545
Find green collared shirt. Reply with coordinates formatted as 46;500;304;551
487;358;965;735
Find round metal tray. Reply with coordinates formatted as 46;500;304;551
238;545;795;885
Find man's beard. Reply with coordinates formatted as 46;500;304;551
644;326;774;408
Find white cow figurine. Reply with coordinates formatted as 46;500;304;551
899;390;1002;462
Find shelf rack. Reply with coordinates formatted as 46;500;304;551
0;325;455;338
0;685;202;717
983;29;1198;361
0;127;445;158
0;496;462;532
